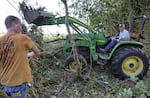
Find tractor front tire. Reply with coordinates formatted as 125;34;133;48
112;47;149;79
65;55;87;73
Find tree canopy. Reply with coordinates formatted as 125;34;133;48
70;0;150;37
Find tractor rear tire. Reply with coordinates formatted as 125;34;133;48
112;47;149;79
65;54;87;73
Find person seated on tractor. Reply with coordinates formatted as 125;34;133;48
101;24;130;53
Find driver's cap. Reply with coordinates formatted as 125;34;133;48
119;24;125;28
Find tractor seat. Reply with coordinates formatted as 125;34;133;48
130;31;145;39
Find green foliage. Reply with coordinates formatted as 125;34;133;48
145;45;150;50
133;81;150;96
70;0;150;38
115;78;150;98
70;0;133;35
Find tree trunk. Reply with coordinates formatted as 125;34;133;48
61;0;81;77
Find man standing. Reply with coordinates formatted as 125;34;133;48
101;24;130;53
0;15;40;98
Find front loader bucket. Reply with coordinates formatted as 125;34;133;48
19;2;55;25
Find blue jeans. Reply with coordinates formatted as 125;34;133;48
3;82;28;98
104;39;118;53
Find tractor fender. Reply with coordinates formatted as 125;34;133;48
108;40;144;59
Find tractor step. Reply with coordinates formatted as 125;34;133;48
98;53;109;60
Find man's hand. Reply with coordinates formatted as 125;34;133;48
28;44;40;58
111;36;117;40
27;52;35;58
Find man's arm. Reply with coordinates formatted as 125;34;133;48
27;44;40;58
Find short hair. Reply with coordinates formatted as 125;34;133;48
119;24;125;28
5;15;20;29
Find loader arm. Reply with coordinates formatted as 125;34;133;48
19;2;93;32
33;16;92;32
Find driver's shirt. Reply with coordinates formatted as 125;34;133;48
118;29;130;41
0;33;34;86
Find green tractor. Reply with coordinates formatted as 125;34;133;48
63;16;149;80
20;2;149;79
